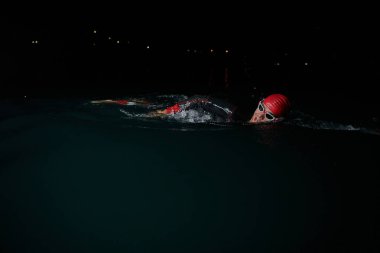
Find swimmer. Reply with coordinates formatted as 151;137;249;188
150;94;291;124
91;94;291;124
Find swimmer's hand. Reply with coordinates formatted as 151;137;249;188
91;99;114;104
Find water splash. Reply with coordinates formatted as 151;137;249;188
286;111;361;131
170;109;213;123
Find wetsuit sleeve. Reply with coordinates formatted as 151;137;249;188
162;96;236;122
163;104;181;114
162;96;210;114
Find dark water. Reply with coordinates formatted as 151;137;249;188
0;98;379;253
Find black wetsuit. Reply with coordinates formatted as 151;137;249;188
172;95;255;123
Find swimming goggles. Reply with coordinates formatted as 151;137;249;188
258;100;277;121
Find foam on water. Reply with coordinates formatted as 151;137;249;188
286;111;361;131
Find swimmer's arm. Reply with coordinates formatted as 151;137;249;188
91;98;150;105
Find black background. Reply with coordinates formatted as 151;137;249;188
1;4;380;119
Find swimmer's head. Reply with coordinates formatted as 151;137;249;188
249;94;291;124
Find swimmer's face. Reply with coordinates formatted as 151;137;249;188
249;100;278;124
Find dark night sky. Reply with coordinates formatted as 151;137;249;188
4;4;340;45
2;4;380;103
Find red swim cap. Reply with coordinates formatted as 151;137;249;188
263;94;291;117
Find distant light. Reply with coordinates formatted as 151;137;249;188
193;49;197;53
127;41;130;44
116;40;120;44
108;37;112;40
210;49;214;53
284;52;288;56
93;43;96;46
186;49;190;53
93;30;97;34
304;62;309;66
146;45;150;49
225;49;229;54
275;62;280;66
35;40;38;44
32;41;35;44
24;95;27;98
